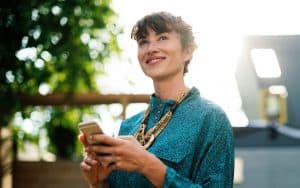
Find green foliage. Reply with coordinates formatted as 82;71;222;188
0;0;122;159
45;107;81;160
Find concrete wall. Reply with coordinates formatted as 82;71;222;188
234;147;300;188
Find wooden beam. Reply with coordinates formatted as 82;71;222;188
19;93;150;106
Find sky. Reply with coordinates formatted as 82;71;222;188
96;0;300;127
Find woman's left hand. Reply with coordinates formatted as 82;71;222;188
86;134;148;173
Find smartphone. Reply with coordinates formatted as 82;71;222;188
78;120;104;144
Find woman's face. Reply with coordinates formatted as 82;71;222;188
137;28;192;82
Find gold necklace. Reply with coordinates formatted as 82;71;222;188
134;89;190;149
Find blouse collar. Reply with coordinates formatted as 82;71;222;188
149;87;199;111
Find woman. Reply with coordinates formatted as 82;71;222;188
80;11;234;188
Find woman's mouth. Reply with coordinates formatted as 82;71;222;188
146;57;166;64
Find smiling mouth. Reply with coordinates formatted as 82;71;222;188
146;57;166;64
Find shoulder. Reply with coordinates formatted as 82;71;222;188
201;97;231;130
201;98;228;121
186;95;234;152
184;90;232;135
183;89;229;123
199;98;233;144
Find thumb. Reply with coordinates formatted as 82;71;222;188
78;134;88;147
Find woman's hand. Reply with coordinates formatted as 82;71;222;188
86;134;167;187
79;134;112;188
86;135;147;172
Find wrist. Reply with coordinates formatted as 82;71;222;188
140;152;166;187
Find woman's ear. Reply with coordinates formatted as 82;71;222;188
183;45;195;63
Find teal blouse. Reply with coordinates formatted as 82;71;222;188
108;87;234;187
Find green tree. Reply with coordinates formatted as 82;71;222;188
0;0;122;159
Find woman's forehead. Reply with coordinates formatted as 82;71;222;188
134;23;173;40
140;27;174;37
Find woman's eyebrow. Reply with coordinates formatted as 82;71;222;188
137;34;148;40
137;37;147;42
156;31;170;35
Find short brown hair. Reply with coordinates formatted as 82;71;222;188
131;11;197;74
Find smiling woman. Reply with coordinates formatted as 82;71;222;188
106;0;300;128
79;11;234;188
135;30;194;83
133;12;196;83
106;0;249;127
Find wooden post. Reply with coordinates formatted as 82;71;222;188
121;98;128;120
0;127;1;188
0;127;12;188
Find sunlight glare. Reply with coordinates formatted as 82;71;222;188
251;49;281;78
107;0;300;126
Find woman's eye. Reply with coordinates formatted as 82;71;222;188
138;39;148;46
159;35;168;41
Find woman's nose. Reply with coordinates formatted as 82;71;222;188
146;41;159;54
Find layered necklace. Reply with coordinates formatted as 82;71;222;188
134;88;190;149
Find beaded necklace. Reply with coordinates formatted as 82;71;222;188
134;89;190;149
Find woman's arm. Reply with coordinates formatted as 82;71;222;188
139;151;167;187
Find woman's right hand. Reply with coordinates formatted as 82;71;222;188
79;134;112;187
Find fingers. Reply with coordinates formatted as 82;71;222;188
118;135;135;141
78;134;88;147
90;134;121;146
96;154;117;168
79;133;116;148
84;141;120;168
118;135;143;147
80;156;98;171
86;145;115;155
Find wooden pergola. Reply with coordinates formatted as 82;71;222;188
1;93;150;188
19;93;150;119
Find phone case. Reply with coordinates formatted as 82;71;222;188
78;121;103;144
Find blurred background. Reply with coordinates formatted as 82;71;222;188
1;0;300;187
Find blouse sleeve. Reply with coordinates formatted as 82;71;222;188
163;167;202;188
163;110;234;188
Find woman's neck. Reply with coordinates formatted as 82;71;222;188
153;76;187;101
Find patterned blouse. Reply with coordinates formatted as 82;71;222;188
108;87;234;188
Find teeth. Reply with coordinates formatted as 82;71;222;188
147;57;163;64
149;58;160;64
